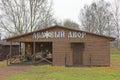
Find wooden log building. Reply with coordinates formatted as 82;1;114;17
0;40;19;61
5;26;115;66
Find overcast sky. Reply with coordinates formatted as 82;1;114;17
52;0;114;24
0;0;115;38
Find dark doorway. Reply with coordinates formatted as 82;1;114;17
35;42;52;54
72;43;84;65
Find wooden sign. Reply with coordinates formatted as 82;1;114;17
33;31;86;39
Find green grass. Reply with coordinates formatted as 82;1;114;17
4;65;120;80
110;47;120;54
111;53;120;60
3;47;120;80
111;47;120;60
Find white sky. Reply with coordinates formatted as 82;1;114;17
52;0;114;24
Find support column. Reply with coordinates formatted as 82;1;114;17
32;42;36;64
10;41;12;64
19;42;23;61
25;42;26;55
19;42;21;54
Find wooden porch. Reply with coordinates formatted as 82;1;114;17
7;42;53;65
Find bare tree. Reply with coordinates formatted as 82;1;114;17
79;0;115;36
79;5;96;32
0;0;54;37
63;19;79;29
112;0;120;48
54;19;79;29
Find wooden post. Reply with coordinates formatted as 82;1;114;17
19;42;21;54
19;42;23;61
24;42;26;55
10;41;12;64
32;42;36;64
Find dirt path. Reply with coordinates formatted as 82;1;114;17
0;65;29;80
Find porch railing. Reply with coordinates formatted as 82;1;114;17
31;53;52;64
6;53;52;65
6;53;23;65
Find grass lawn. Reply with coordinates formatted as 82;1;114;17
3;47;120;80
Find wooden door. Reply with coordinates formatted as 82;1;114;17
73;43;84;65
